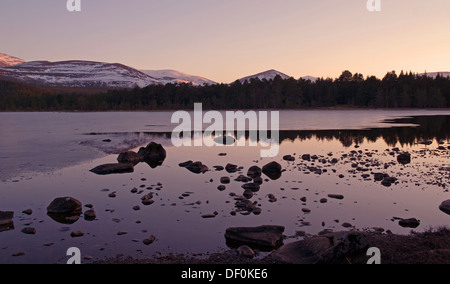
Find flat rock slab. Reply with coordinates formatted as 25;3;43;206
225;225;285;251
90;163;134;175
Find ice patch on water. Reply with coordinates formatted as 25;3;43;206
80;132;173;154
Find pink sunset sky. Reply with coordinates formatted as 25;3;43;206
0;0;449;83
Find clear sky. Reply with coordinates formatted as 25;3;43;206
0;0;449;83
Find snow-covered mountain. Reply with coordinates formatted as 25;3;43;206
142;70;217;86
419;72;450;79
0;52;26;67
0;60;160;89
301;75;318;82
238;69;292;83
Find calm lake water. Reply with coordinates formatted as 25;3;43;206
0;110;449;264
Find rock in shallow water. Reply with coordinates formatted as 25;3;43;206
90;163;134;175
143;235;156;245
185;161;209;174
328;194;344;200
138;142;166;168
84;210;96;221
262;162;283;180
71;231;84;238
22;209;33;216
47;197;82;215
399;218;420;228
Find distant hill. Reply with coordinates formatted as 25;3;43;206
142;70;217;86
238;69;292;83
0;52;26;67
0;60;160;89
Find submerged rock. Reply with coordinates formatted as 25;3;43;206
225;225;285;251
90;163;134;175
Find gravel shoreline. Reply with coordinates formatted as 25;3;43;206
94;227;450;264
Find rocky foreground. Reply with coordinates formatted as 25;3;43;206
94;227;450;265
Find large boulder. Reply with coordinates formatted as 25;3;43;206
439;200;450;215
90;163;134;175
138;142;166;168
47;197;82;215
262;162;283;180
225;225;285;251
0;211;14;232
117;151;143;165
47;197;82;224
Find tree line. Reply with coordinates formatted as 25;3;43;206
0;70;449;111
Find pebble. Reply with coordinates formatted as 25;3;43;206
22;209;33;216
143;235;156;245
71;231;84;238
21;227;36;235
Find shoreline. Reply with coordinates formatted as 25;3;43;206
93;227;450;264
1;108;450;113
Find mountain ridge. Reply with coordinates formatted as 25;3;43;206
0;52;26;67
